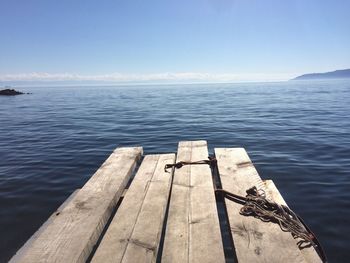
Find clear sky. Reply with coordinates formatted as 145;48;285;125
1;0;349;83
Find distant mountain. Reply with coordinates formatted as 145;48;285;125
292;69;350;80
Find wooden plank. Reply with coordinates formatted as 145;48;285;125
91;153;175;263
10;147;143;263
215;148;306;263
263;180;322;263
162;141;225;263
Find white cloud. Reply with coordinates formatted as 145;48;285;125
0;72;294;83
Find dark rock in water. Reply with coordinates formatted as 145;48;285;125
0;89;25;96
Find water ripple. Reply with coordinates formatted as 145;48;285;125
0;80;349;262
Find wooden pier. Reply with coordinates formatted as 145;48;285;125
10;141;323;263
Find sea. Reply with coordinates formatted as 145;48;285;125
0;80;349;262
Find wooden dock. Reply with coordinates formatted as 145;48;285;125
10;141;323;263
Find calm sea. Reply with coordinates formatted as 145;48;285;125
0;80;349;262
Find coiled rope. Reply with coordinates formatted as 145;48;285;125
217;187;315;244
165;157;327;262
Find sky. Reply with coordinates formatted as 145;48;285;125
0;0;350;84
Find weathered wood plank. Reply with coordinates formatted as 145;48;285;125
91;153;175;263
263;180;322;263
162;141;225;263
10;147;143;263
215;148;306;263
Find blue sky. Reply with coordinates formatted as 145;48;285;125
0;0;349;83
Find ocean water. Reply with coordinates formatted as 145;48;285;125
0;80;349;262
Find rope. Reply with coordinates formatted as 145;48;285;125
164;156;217;172
164;157;327;262
238;187;314;242
217;187;327;262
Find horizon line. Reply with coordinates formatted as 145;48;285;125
1;79;294;88
0;72;296;84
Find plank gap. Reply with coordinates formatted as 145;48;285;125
86;195;126;262
91;154;175;262
86;153;143;262
156;165;176;263
211;155;238;263
125;155;144;189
